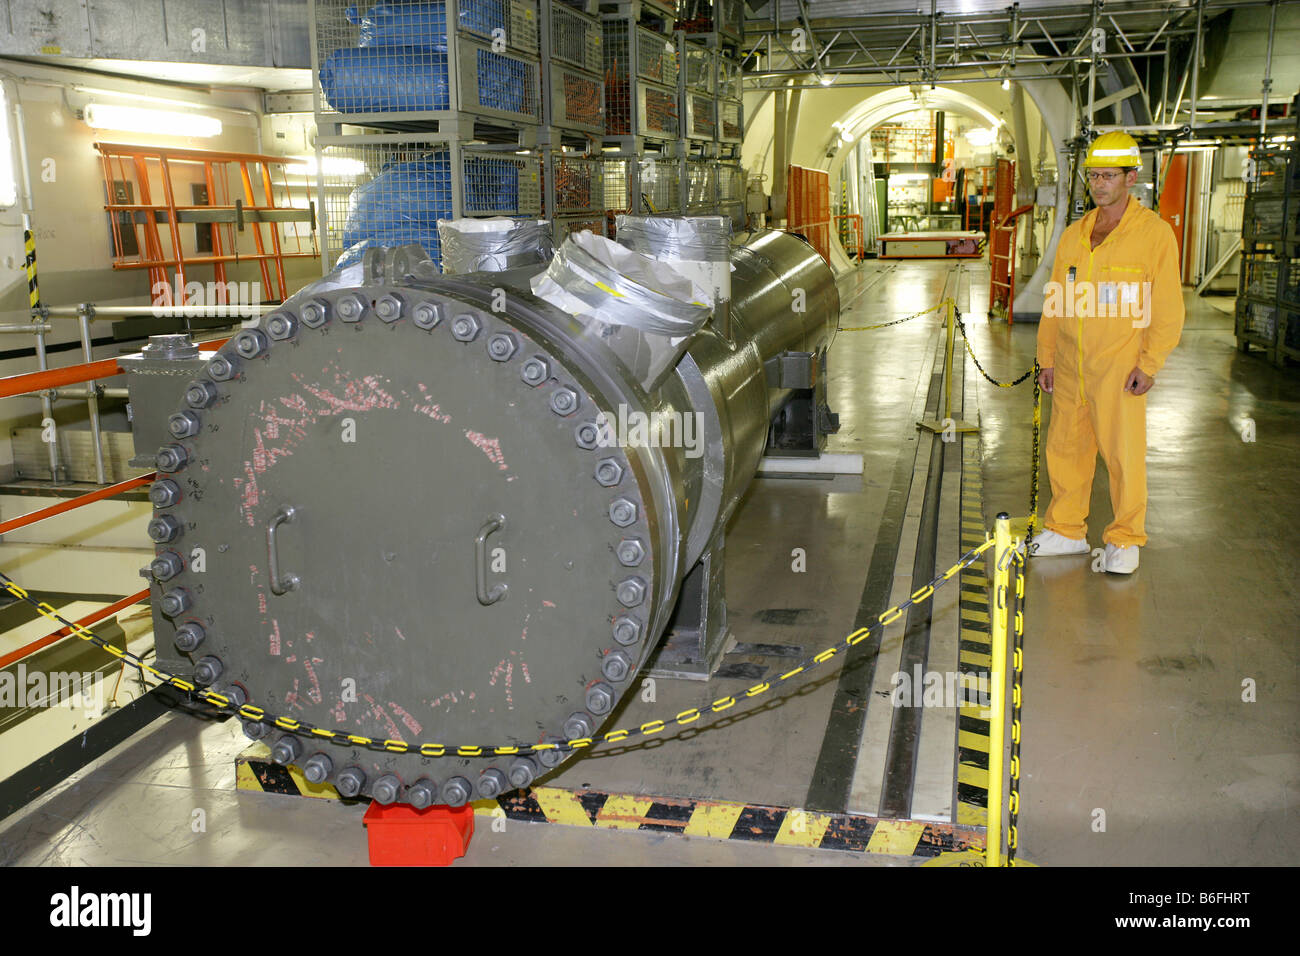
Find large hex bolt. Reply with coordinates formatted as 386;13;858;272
192;656;223;686
609;497;638;527
337;294;367;323
612;615;641;646
234;329;269;359
224;684;248;708
156;444;189;473
147;514;182;543
602;650;632;683
575;421;601;449
595;458;624;487
520;356;549;386
206;353;240;381
173;621;206;653
266;311;298;341
159;587;193;618
477;769;508;798
375;294;403;323
150;551;184;582
300;299;330;328
487;332;518;361
563;712;594;741
535;738;567;769
508;757;537;789
242;719;270;741
549;386;579;417
450;314;481;342
616;538;645;567
302;753;334;785
271;735;302;766
585;682;615;715
184;380;218;409
336;767;367;798
149;479;182;508
372;774;403;805
412;302;442;330
167;410;201;439
616;577;646;608
441;776;473;806
405;778;437;809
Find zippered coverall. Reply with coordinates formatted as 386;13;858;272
1036;195;1185;547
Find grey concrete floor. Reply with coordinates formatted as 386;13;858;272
1;259;1294;867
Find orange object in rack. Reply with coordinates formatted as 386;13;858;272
787;164;831;264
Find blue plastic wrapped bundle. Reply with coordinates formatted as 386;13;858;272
475;48;530;114
341;156;452;268
348;1;448;49
320;47;450;113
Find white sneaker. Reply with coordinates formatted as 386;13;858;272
1025;529;1090;557
1103;543;1139;574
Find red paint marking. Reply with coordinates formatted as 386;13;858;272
464;430;508;471
269;619;282;656
394;626;407;641
303;657;323;704
389;702;423;736
542;600;556;608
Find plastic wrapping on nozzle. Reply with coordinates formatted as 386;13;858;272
437;218;554;274
530;231;712;392
614;215;732;263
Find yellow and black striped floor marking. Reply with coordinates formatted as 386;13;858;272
955;436;992;826
235;745;984;858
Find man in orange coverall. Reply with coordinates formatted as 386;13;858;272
1029;131;1185;574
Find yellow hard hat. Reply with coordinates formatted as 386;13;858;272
1084;131;1142;168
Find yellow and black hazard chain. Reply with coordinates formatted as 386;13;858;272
0;535;995;760
1007;548;1027;864
837;298;950;333
952;309;1035;388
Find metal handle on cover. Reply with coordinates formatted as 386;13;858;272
475;514;507;606
268;505;299;596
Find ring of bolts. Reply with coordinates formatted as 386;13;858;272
145;291;656;805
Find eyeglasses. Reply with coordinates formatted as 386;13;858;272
1086;171;1125;183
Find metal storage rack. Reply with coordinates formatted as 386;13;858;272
1236;139;1300;366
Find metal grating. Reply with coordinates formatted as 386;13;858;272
319;137;541;269
1244;194;1287;241
716;53;741;100
553;214;607;245
1237;299;1277;340
636;83;679;138
549;152;605;213
459;0;540;52
549;64;605;132
685;91;717;140
718;162;743;202
685;160;715;211
718;98;742;142
603;154;681;214
1242;253;1282;300
314;1;541;123
683;42;714;93
551;2;603;71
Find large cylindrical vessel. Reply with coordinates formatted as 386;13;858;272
143;230;837;803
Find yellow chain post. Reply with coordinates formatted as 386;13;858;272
918;297;978;436
986;512;1012;867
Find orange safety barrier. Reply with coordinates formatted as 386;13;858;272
834;214;865;260
988;159;1017;319
0;590;151;670
787;165;832;264
991;202;1036;326
0;474;156;536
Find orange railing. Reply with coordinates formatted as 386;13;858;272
96;144;318;304
834;214;865;260
990;203;1036;326
787;165;831;264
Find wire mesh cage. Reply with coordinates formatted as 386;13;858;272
1281;258;1300;308
1237;298;1278;342
684;92;717;140
319;136;541;270
1246;147;1291;196
314;1;541;124
717;162;743;203
549;64;605;133
547;152;605;213
685;160;716;211
1283;309;1300;354
603;18;679;86
676;0;742;38
553;214;607;245
718;98;742;142
715;53;742;100
603;153;682;215
682;42;714;93
1244;194;1287;242
721;200;744;229
550;1;603;72
1241;253;1282;301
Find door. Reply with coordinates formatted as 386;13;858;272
1158;152;1189;273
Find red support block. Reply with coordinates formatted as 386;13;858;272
363;802;475;866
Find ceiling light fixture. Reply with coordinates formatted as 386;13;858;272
83;103;222;138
